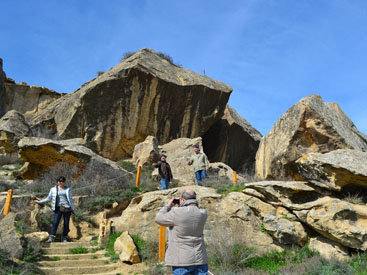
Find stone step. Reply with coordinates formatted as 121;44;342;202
39;258;109;267
42;245;100;255
44;251;106;260
42;241;96;249
40;264;119;274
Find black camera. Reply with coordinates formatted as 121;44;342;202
172;198;180;205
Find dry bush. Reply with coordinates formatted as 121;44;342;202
206;223;257;274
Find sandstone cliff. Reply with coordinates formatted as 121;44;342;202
256;95;367;180
203;105;262;173
0;58;6;117
29;48;233;160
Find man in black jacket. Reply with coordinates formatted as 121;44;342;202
152;154;173;190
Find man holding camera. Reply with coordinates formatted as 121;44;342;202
155;189;208;275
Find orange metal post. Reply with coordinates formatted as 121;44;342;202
3;189;13;216
136;166;142;187
158;226;166;261
233;171;238;185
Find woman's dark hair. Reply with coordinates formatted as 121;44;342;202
57;176;66;182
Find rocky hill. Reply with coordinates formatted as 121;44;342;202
1;49;367;273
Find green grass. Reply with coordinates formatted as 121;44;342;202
69;246;88;254
91;247;104;253
244;245;317;272
14;220;27;236
104;232;122;261
119;160;136;172
131;234;159;264
206;178;246;195
51;256;60;261
91;255;98;259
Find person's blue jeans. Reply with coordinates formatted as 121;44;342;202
50;207;72;237
160;179;170;190
195;170;207;186
172;264;208;275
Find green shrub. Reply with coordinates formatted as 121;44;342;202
0;248;42;274
349;252;367;273
104;232;122;261
305;257;354;275
131;234;159;264
14;220;27;236
69;246;88;254
23;245;44;263
206;178;245;195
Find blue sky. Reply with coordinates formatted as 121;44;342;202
1;0;367;135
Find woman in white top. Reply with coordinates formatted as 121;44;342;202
34;176;75;243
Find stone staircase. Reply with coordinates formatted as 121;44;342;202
39;241;129;275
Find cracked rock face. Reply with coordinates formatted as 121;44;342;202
29;48;232;160
256;95;367;180
296;149;367;191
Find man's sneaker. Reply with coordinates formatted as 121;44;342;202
45;235;55;243
62;236;68;243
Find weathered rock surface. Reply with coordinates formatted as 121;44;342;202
3;82;62;119
203;105;262;173
296;149;367;191
0;110;31;152
309;236;349;261
263;214;307;246
114;231;141;263
243;181;328;208
132;136;159;166
25;231;49;248
17;137;132;183
291;196;367;250
29;48;232;160
113;186;282;255
0;213;24;259
256;95;367;180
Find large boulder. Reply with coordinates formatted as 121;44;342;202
29;48;232;160
291;196;367;251
17;137;132;184
203;105;262;173
256;95;367;180
3;81;62;119
114;231;140;263
0;213;25;259
0;110;31;164
296;149;367;191
132;136;159;166
112;186;282;255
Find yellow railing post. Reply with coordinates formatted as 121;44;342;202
158;226;166;261
136;166;142;187
3;189;13;216
233;171;238;185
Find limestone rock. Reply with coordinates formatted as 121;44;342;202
112;186;282;255
114;231;140;263
3;81;62;119
0;111;31;163
309;236;349;261
263;214;307;246
17;137;132;183
243;181;328;209
292;196;367;250
29;48;232;160
203;105;262;173
256;95;367;180
0;213;24;259
24;231;49;247
296;149;367;191
132;136;159;166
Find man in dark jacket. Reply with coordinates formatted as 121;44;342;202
155;189;208;274
152;154;173;190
